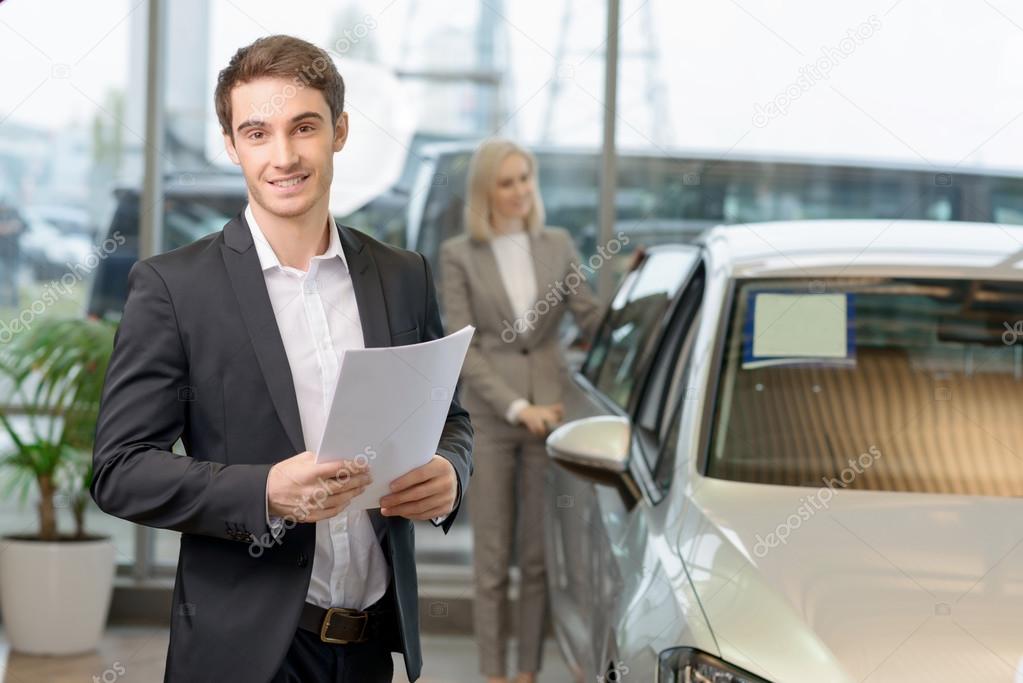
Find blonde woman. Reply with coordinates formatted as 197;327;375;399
440;139;603;683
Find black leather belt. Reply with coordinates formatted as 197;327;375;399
297;601;389;644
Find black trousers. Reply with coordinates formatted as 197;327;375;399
269;627;394;682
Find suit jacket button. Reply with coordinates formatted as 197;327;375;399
520;348;529;355
297;553;308;568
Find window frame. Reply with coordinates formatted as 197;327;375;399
633;264;706;501
578;245;705;505
581;245;702;412
638;265;703;490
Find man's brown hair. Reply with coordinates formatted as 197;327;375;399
214;35;344;140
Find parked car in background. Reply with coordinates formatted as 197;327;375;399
22;204;96;240
339;131;465;248
406;142;1023;287
545;220;1023;682
19;211;95;281
83;153;437;319
85;172;249;320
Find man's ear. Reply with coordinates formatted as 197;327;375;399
332;112;349;153
223;132;240;165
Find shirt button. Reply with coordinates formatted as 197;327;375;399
297;553;308;568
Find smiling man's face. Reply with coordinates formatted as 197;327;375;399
223;77;347;220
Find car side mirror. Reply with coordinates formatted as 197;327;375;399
545;416;640;508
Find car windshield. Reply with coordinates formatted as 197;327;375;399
706;277;1023;496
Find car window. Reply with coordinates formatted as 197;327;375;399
706;277;1023;496
635;265;705;475
651;353;696;496
582;247;700;409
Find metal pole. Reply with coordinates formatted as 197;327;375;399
597;0;620;300
139;0;165;262
476;0;499;133
135;0;166;581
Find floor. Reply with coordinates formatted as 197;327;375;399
0;627;573;683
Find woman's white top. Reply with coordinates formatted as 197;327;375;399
489;230;537;423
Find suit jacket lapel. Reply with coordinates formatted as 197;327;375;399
337;225;391;349
472;238;518;327
220;213;305;455
527;230;559;341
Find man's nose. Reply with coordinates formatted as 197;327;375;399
271;135;299;169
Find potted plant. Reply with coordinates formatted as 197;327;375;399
0;316;117;655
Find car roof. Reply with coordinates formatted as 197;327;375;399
699;220;1023;278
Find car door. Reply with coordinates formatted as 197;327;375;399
546;245;704;680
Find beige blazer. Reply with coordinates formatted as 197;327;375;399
440;227;603;420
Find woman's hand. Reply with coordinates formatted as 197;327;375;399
518;403;564;437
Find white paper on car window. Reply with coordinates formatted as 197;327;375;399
752;293;847;359
315;325;475;510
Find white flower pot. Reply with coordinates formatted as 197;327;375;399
0;536;115;655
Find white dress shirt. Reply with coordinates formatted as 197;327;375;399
247;204;389;611
490;230;537;424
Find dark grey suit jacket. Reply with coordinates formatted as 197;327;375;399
91;212;473;682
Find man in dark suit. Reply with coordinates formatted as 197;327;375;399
91;35;473;683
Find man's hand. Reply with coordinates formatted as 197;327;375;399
379;455;457;520
518;403;564;437
267;451;372;522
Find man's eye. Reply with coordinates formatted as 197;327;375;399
298;125;313;133
249;131;264;140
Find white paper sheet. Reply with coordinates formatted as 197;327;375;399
315;325;474;510
752;293;848;359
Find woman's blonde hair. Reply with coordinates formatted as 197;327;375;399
463;138;545;242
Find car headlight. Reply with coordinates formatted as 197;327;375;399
657;647;770;683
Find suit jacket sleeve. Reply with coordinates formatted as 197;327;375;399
439;240;523;416
91;260;272;544
421;252;474;533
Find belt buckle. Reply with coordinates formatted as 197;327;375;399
319;607;368;644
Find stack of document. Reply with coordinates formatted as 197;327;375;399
315;325;474;510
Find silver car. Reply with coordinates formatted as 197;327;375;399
546;220;1023;682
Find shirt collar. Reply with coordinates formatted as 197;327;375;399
244;203;348;273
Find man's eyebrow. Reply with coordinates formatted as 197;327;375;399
235;111;324;133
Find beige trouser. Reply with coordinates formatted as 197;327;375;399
470;414;549;678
